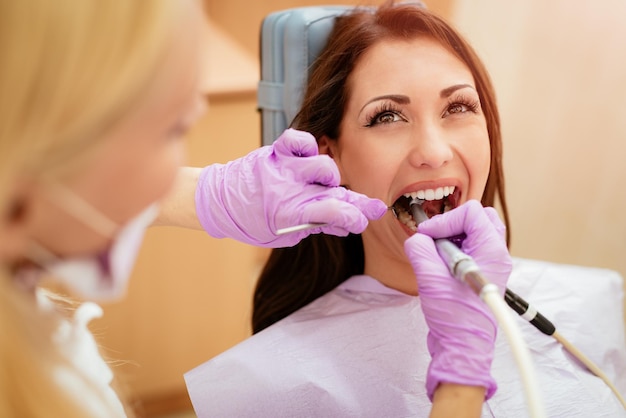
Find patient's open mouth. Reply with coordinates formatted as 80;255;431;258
391;186;460;231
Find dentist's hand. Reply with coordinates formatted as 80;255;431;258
195;129;387;247
403;200;512;400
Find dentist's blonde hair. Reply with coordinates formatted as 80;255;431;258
0;1;192;416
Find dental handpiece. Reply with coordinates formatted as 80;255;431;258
409;198;548;417
409;198;555;333
409;199;495;297
410;198;626;410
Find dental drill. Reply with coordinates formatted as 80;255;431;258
410;198;626;412
409;199;492;296
409;198;547;418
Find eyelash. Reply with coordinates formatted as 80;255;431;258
363;94;481;128
445;94;480;116
364;103;405;127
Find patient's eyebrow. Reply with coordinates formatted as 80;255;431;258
360;94;410;113
440;83;475;98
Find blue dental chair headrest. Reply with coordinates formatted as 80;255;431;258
257;6;354;147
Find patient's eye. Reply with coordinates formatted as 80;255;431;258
443;94;480;117
364;103;407;127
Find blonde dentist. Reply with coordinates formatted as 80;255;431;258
0;1;385;417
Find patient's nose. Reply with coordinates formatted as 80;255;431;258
407;124;454;169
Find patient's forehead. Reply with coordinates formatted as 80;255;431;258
346;37;474;104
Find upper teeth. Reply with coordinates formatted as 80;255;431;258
404;186;455;201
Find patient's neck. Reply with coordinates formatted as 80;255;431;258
362;245;418;296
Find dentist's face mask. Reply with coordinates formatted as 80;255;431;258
27;183;158;301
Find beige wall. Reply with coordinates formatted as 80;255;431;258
452;0;626;278
94;0;624;414
450;0;626;322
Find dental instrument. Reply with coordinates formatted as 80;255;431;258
504;289;626;409
410;198;546;418
275;222;327;236
410;198;626;411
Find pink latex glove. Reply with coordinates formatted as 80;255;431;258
195;129;387;247
403;200;512;401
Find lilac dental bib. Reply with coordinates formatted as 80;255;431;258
185;258;626;418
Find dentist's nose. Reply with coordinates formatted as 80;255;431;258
407;124;454;168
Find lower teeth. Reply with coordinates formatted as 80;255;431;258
393;199;452;231
396;207;418;231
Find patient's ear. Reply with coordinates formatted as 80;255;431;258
318;135;336;159
317;135;348;186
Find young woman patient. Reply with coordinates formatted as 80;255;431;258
185;2;626;417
